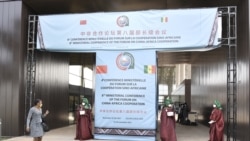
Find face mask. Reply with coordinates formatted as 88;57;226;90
82;103;85;105
213;104;216;108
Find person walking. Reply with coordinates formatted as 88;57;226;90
26;99;49;141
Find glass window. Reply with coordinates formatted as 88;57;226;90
83;66;93;80
69;65;93;88
69;65;82;76
69;74;82;86
159;84;168;95
158;95;165;103
69;96;75;111
84;79;93;89
69;65;82;86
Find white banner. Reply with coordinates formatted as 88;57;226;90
94;50;157;140
37;8;221;52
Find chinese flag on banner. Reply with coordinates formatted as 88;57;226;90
80;20;87;25
96;65;107;74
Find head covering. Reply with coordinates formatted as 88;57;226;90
164;97;173;107
82;98;90;109
214;100;222;110
82;98;89;104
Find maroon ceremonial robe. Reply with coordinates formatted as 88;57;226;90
160;107;177;141
209;108;224;141
75;106;93;140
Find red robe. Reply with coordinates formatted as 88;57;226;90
209;108;224;141
75;106;93;140
160;107;177;141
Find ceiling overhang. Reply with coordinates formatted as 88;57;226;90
22;0;239;15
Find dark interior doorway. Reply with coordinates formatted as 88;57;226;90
68;53;96;124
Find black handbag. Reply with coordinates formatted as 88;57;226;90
41;122;50;132
41;117;50;132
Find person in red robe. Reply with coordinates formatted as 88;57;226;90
160;97;177;141
75;98;93;140
208;100;224;141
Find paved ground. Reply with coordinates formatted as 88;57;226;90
2;122;219;141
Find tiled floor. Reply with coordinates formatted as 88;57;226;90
4;122;224;141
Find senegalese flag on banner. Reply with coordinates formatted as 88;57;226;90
161;17;168;23
96;65;107;74
144;65;156;74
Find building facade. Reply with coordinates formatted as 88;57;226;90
0;0;249;140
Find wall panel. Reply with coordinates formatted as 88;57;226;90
0;1;23;136
236;0;250;140
191;47;227;123
35;51;69;129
